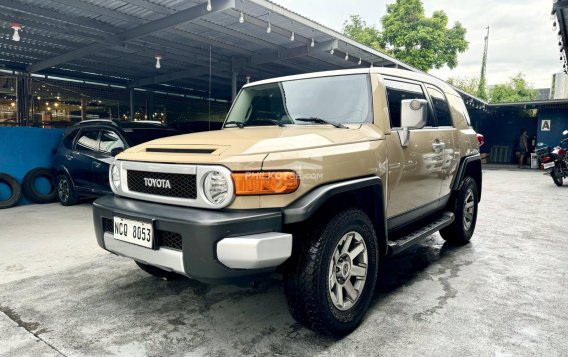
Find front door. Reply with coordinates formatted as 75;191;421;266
71;129;100;190
92;130;126;193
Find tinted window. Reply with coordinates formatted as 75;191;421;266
63;128;80;149
123;128;178;146
226;74;373;126
99;130;125;155
75;130;99;152
427;87;453;127
384;79;432;128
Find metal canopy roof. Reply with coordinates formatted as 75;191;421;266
0;0;422;100
554;0;568;72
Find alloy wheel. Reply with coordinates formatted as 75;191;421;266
328;231;368;311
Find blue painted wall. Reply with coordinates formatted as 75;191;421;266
0;127;64;205
536;109;568;147
471;112;537;162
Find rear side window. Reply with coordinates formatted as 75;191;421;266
427;87;453;127
99;130;125;155
75;130;99;152
384;79;433;128
63;128;79;149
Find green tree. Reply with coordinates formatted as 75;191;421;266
488;73;538;103
342;15;383;51
447;75;488;100
342;0;469;72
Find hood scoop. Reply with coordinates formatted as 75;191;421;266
146;148;216;154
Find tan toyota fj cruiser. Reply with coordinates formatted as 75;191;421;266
93;68;482;336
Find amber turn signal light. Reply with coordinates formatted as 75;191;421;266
232;171;299;195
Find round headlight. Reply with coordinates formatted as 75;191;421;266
203;170;229;205
110;164;121;189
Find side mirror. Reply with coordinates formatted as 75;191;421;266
400;99;428;129
563;130;568;135
110;147;124;157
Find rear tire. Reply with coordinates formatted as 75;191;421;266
284;208;379;336
56;174;79;206
440;176;479;245
551;168;564;187
135;261;182;280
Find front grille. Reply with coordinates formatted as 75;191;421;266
102;218;182;251
126;170;197;199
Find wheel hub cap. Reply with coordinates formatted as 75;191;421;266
328;231;368;311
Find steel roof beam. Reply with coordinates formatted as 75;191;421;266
27;0;236;73
250;39;338;65
119;0;176;16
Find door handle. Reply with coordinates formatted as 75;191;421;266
432;141;445;152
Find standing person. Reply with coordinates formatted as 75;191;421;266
518;129;529;168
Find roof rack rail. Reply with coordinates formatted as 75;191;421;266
77;119;117;125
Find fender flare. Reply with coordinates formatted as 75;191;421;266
451;153;482;201
283;176;388;255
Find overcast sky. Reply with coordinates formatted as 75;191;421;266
271;0;560;89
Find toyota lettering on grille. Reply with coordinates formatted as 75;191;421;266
143;177;172;189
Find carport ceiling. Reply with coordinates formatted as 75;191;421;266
0;0;419;100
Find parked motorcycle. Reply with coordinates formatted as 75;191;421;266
537;129;568;186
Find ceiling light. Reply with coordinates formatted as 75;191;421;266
266;12;271;33
207;0;212;11
358;58;362;65
155;55;162;69
553;21;558;31
11;23;21;42
239;0;244;23
330;48;334;55
345;52;349;61
290;31;295;41
311;38;315;47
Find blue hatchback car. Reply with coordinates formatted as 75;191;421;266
52;120;179;205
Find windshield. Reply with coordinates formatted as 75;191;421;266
225;74;373;127
123;128;179;146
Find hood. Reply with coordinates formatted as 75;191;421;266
125;125;383;157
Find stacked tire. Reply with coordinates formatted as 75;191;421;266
0;168;57;209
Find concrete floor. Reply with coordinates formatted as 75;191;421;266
0;169;567;356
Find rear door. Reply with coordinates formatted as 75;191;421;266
71;129;100;190
92;129;126;193
383;78;443;220
425;86;460;201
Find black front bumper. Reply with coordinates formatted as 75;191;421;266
93;195;283;284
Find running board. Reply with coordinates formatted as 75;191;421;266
387;212;455;256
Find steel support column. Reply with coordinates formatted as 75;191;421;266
129;88;135;121
232;71;238;102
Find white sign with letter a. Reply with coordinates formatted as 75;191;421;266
541;120;551;131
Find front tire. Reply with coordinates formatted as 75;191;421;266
284;208;379;336
56;174;79;206
440;176;479;245
551;168;564;187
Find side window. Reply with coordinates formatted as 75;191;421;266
99;130;125;155
75;130;99;153
384;79;433;128
427;87;453;127
63;129;80;149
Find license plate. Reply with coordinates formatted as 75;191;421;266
543;162;555;169
113;216;154;248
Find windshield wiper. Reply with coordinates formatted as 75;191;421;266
295;117;347;129
224;121;245;129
